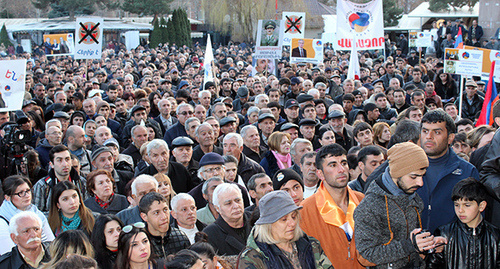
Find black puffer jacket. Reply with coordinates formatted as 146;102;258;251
479;155;500;227
426;219;500;268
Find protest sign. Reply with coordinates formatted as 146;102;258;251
75;17;103;59
0;59;26;111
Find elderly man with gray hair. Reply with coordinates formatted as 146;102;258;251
164;103;194;147
0;211;51;268
188;152;251;210
192;122;223;162
116;174;159;225
223;133;265;185
136;139;196;193
197;177;224;225
241;125;268;163
170;193;207;244
202;183;252;256
290;138;313;176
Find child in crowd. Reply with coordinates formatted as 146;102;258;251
426;178;500;268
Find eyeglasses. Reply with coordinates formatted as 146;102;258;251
122;222;146;233
205;166;223;173
13;189;31;198
179;111;194;116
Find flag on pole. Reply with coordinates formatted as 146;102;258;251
347;39;360;80
454;27;464;49
476;61;499;126
203;34;214;91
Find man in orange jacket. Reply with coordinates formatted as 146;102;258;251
300;143;365;268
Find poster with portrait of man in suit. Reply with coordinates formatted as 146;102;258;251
290;38;323;65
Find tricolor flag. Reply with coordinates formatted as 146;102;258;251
454;27;464;49
203;34;214;91
476;61;499;126
347;39;360;80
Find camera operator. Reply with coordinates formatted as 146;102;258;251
0;111;35;180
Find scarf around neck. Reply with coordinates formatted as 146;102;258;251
315;182;361;240
271;150;292;170
60;209;81;232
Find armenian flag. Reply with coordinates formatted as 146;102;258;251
454;27;464;49
476;61;499;126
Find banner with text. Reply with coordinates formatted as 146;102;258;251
335;0;384;50
255;19;284;59
464;45;500;82
75;17;103;59
0;59;26;111
444;48;483;77
290;38;323;65
282;12;305;46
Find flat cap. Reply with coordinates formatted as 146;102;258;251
53;111;70;120
171;136;194;148
299;118;316;126
130;105;146;115
258;113;276;123
328;110;346;119
219;116;237;127
280;122;299;131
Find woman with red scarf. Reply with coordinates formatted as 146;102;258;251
84;169;129;214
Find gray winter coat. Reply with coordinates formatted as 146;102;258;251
354;175;425;269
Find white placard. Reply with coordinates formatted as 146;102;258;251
444;48;483;76
415;32;432;47
0;59;26;111
75;17;103;59
282;12;305;46
255;19;284;59
335;0;384;50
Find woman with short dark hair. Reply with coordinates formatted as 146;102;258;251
84;169;129;214
0;175;55;255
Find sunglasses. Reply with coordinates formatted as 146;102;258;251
122;222;146;233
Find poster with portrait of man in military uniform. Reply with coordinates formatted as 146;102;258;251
255;19;284;59
261;21;279;46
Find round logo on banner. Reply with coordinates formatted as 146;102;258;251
493;51;500;61
462;52;470;59
78;22;100;45
419;33;424;38
348;12;370;32
284;15;303;34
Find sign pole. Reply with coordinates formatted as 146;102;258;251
458;75;464;118
418;47;421;65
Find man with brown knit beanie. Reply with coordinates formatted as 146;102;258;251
353;142;447;268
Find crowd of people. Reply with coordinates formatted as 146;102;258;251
0;21;499;268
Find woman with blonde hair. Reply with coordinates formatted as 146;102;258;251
238;191;332;268
154;173;176;205
260;132;292;177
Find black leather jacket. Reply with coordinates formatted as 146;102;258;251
426;219;500;268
